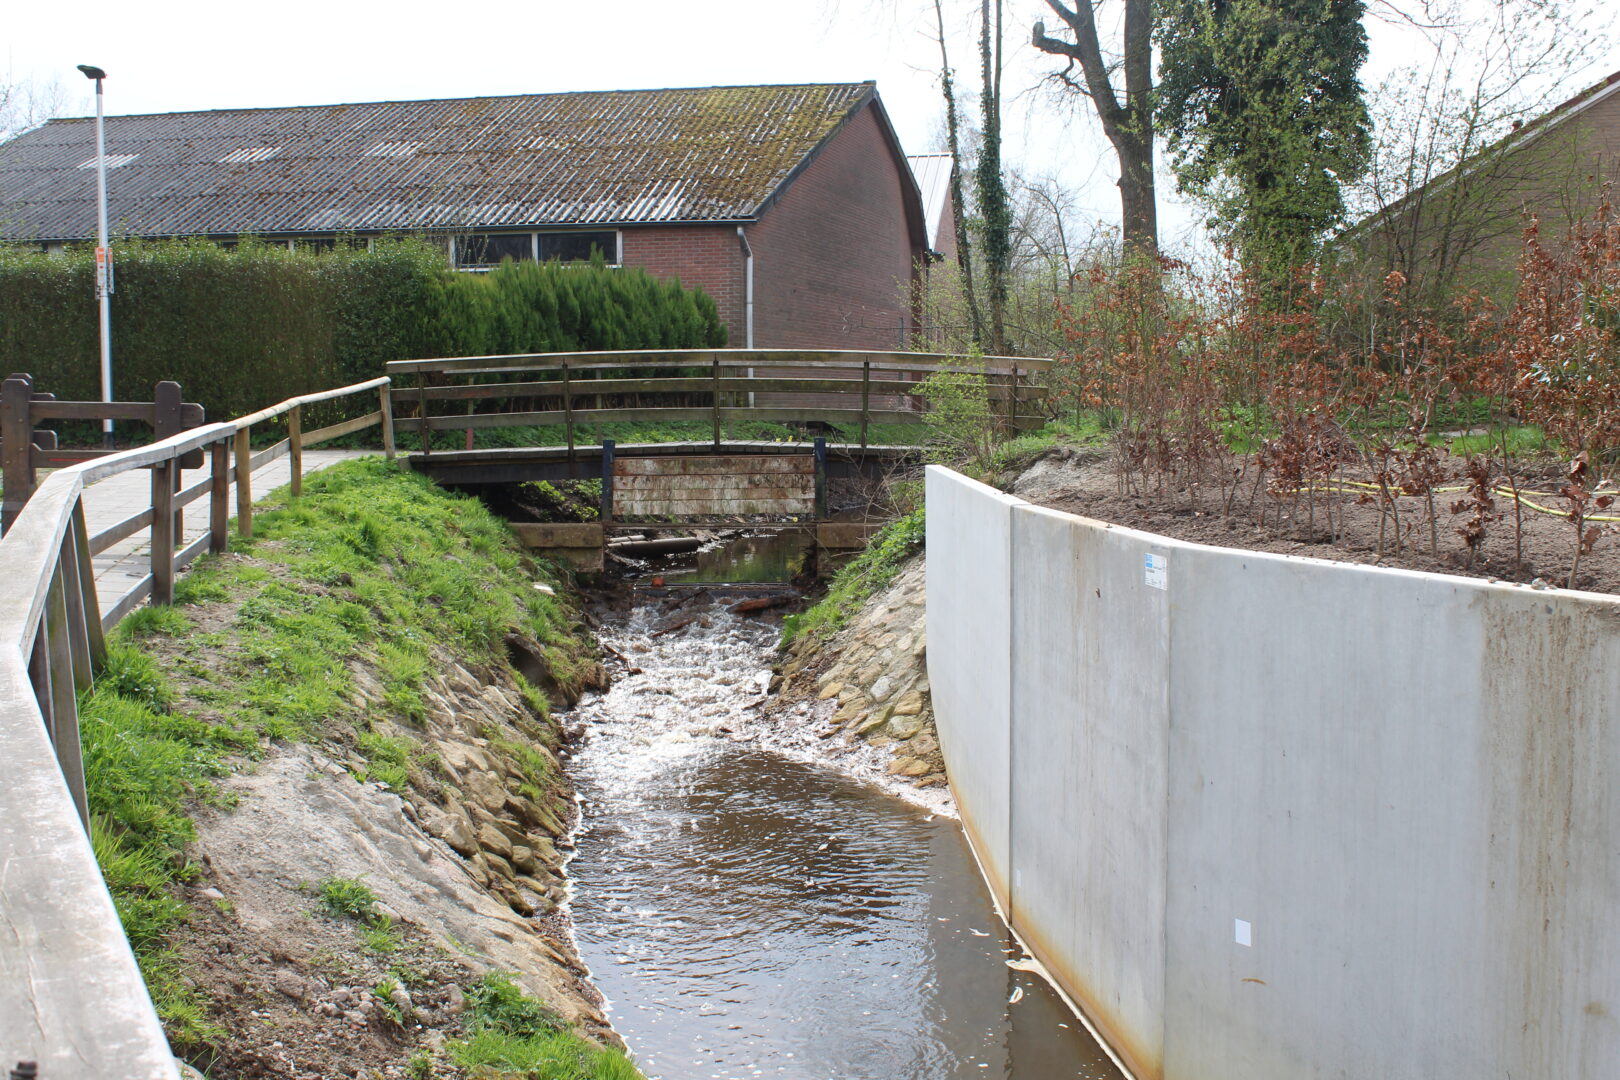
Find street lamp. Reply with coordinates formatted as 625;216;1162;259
77;64;113;448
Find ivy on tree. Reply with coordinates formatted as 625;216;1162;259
1155;0;1372;286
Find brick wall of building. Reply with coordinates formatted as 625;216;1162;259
617;102;925;350
620;225;745;345
747;104;927;350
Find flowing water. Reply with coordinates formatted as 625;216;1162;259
564;596;1124;1080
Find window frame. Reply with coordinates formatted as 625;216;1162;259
452;228;621;271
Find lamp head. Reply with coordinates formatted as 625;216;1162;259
77;65;107;81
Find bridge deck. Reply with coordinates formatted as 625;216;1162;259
407;440;923;487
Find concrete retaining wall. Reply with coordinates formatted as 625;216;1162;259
925;465;1620;1080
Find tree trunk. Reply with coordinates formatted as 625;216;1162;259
933;0;984;348
1033;0;1159;257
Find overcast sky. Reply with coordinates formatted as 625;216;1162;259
8;0;1618;252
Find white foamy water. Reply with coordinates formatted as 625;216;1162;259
560;596;1121;1080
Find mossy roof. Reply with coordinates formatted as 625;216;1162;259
0;83;881;240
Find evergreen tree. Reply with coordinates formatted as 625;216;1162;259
1156;0;1371;286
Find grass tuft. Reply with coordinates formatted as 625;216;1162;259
782;508;926;645
316;875;377;920
448;973;640;1079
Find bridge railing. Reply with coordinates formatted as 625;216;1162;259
0;376;392;1078
384;349;1051;452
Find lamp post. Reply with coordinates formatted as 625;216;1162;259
76;64;113;448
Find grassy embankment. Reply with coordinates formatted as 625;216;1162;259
81;457;633;1076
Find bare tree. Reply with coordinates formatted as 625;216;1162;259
1343;0;1611;307
1032;0;1158;257
931;0;985;347
0;70;69;143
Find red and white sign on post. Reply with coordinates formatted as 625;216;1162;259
95;245;114;296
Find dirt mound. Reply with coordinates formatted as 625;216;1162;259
1009;446;1620;596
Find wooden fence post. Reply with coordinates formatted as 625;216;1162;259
71;500;107;670
151;458;175;605
379;382;397;461
210;439;230;553
235;426;253;538
288;404;303;498
58;517;93;694
2;373;35;533
600;439;615;522
152;380;185;539
43;556;89;827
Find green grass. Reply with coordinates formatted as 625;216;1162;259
80;645;244;1046
448;973;641;1079
361;915;404;954
78;457;598;1054
781;507;926;646
1439;424;1552;459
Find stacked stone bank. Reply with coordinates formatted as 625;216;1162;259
774;557;945;785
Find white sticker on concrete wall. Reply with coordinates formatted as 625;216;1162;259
1144;552;1168;590
1234;918;1252;947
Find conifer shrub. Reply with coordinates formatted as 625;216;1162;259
0;240;724;429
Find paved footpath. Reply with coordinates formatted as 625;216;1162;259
81;449;370;615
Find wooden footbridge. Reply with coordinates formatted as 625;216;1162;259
384;348;1048;568
0;348;1047;1075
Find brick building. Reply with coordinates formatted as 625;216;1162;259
0;83;935;349
1351;69;1620;302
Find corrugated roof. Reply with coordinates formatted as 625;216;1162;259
0;83;877;240
907;154;952;250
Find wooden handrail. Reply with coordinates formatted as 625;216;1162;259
386;347;1052;375
386;349;1051;452
0;374;395;1075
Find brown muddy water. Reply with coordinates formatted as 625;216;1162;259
563;599;1123;1080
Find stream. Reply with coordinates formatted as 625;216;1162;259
562;581;1124;1080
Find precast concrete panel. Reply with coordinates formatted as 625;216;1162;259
1009;506;1171;1080
926;466;1620;1080
1472;584;1620;1078
925;465;1021;909
1163;548;1494;1078
1162;547;1620;1080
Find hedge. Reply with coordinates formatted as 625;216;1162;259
0;239;726;425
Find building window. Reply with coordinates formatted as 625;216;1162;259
454;230;620;270
539;231;618;264
456;233;533;268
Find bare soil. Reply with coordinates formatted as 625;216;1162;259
1007;447;1620;596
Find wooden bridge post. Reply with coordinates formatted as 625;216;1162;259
417;373;432;456
563;361;574;459
1;373;35;533
600;439;615;522
711;356;722;450
814;437;828;519
860;358;871;449
379;382;397;461
235;425;254;538
288;404;303;498
209;439;231;553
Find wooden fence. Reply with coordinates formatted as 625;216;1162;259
0;377;392;1078
0;347;1047;1072
385;348;1051;453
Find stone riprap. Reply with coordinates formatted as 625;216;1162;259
773;557;944;784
